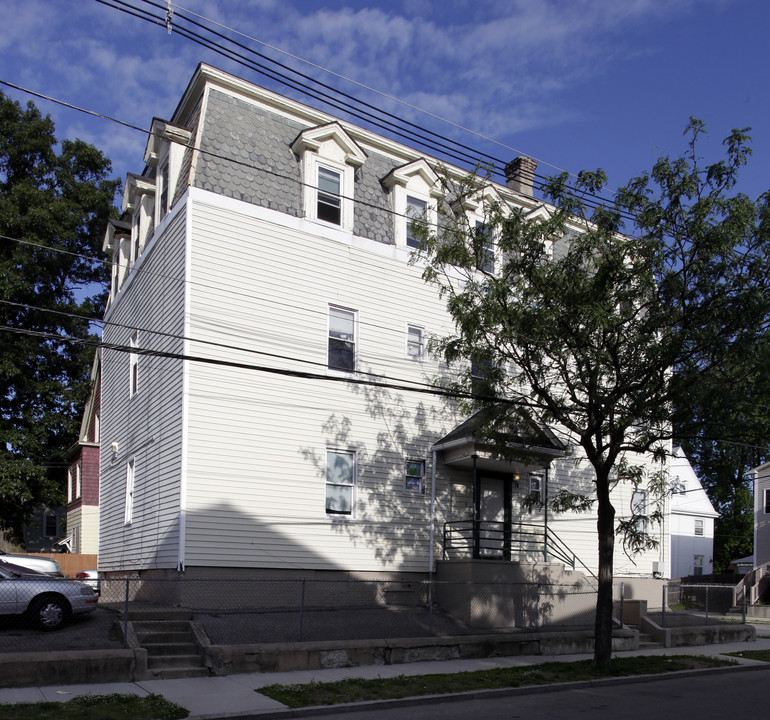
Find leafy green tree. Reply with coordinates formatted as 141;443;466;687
0;92;118;546
676;337;770;572
417;119;769;667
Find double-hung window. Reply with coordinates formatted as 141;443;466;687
317;166;342;225
406;324;425;360
328;306;356;371
631;490;647;532
529;473;543;501
125;458;135;525
694;518;704;536
405;460;425;494
158;160;169;219
475;221;495;273
693;555;703;576
406;195;428;248
326;449;356;515
129;331;139;397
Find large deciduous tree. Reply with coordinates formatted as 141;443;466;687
0;92;118;546
416;119;769;667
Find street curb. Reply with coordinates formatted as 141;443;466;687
197;660;770;720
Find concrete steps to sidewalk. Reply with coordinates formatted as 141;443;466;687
131;616;209;680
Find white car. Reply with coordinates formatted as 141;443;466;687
75;570;100;595
0;550;62;577
0;562;98;630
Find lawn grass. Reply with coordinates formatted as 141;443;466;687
0;693;188;720
726;648;770;662
259;655;734;708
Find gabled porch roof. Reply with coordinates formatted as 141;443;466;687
434;408;565;471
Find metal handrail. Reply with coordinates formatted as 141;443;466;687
442;519;597;584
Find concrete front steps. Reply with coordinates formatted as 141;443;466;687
127;608;208;679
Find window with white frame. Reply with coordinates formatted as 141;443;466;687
317;165;342;225
328;306;356;371
129;331;139;397
405;459;425;494
694;518;704;536
765;487;770;513
631;490;647;532
406;195;428;247
158;160;170;220
406;324;425;360
326;449;356;515
475;220;495;273
529;473;543;501
382;159;439;248
67;466;74;503
693;555;703;576
132;209;141;263
291;123;365;231
124;458;135;524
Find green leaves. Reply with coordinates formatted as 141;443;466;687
0;92;118;545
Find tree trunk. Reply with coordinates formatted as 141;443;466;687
593;471;616;668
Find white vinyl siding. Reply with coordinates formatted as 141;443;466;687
182;192;457;572
99;207;187;571
175;191;668;575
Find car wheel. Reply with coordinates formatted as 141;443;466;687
28;595;71;631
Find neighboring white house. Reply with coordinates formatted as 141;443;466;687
752;460;770;568
668;446;718;577
98;63;671;582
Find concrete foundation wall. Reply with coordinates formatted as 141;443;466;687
0;649;147;688
204;629;637;676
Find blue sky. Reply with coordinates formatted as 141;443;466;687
2;0;768;204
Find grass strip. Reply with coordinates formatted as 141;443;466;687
0;692;188;720
259;655;733;708
726;648;770;662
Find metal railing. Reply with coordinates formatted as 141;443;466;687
442;520;592;580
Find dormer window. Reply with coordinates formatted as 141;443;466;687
317;166;342;225
291;123;366;232
121;173;156;268
382;159;441;248
475;221;495;273
452;184;506;274
406;196;428;248
159;160;170;218
143;118;192;226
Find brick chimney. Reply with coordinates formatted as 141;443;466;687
505;156;538;197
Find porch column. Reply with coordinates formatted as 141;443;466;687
543;468;548;562
503;477;512;561
472;454;480;559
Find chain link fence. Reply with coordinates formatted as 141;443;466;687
0;575;750;653
661;582;747;626
1;574;600;653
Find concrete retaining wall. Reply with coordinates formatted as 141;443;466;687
0;649;147;688
204;629;638;676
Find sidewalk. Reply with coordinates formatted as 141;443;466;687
2;630;769;719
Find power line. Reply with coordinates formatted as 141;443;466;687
0;323;537;409
94;0;632;218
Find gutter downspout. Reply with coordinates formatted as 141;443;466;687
429;449;437;573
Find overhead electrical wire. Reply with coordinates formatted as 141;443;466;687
92;0;635;221
0;323;541;411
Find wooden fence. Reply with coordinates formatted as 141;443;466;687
24;553;97;577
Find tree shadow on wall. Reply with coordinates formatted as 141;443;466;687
301;363;459;569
